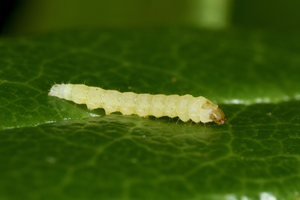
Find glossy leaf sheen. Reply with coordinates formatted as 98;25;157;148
0;28;300;200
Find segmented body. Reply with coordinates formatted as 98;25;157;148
48;84;226;124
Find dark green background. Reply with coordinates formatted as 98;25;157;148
1;1;300;200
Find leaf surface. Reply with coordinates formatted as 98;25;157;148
1;28;300;200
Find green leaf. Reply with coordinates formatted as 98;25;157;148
1;28;300;200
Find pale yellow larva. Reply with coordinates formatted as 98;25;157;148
48;84;226;124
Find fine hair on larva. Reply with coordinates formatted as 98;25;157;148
48;84;226;124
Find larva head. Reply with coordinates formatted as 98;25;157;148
199;98;226;125
209;107;226;125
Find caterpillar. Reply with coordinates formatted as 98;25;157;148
48;84;226;124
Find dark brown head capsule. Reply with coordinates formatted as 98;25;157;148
209;107;226;125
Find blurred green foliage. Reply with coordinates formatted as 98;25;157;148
232;0;300;32
2;0;300;35
3;0;231;34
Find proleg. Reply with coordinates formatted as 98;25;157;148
48;84;226;124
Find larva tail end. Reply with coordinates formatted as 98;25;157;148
48;84;60;96
210;107;226;125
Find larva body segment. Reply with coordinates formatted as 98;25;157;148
164;95;180;118
188;97;203;123
120;92;138;115
135;94;152;117
102;90;122;114
176;95;194;122
150;95;167;118
86;87;105;110
49;84;226;124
